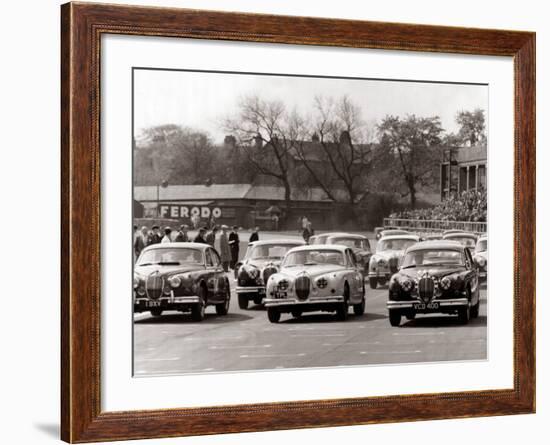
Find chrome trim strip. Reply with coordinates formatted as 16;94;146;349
236;286;265;293
265;295;345;306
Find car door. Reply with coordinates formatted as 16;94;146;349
463;247;479;301
207;248;226;302
346;249;363;302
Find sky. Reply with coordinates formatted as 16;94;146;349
134;68;488;144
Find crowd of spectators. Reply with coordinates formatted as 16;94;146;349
389;188;487;222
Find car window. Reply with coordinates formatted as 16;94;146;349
464;248;474;268
400;249;464;268
210;249;221;267
282;249;345;267
346;249;357;267
377;238;417;252
137;248;203;266
249;244;298;260
205;249;214;267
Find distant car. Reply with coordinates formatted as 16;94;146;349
325;233;372;274
442;232;478;254
423;234;443;241
375;228;409;240
264;245;366;323
442;229;466;236
473;235;487;281
235;239;305;309
308;233;332;245
133;243;230;321
386;240;481;326
368;234;420;289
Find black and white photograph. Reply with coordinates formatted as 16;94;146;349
132;68;488;376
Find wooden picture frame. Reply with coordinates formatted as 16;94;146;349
61;2;535;442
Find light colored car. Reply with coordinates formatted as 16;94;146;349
235;239;305;309
375;228;410;240
368;234;420;289
308;233;332;245
442;232;478;254
473;235;487;280
264;244;366;323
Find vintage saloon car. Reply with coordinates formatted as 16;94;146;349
368;234;420;289
133;242;231;321
473;235;487;280
386;240;480;326
325;233;372;273
236;239;305;309
264;245;366;323
307;233;332;245
442;231;478;254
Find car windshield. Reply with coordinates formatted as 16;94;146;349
282;249;345;267
401;249;464;268
377;239;416;252
446;236;476;247
329;238;368;249
248;244;298;260
137;248;203;266
310;235;329;245
475;239;487;253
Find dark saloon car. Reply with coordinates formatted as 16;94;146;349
134;242;231;321
326;233;372;273
386;241;481;326
235;239;305;309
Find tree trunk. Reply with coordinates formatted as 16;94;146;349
409;183;417;209
283;178;292;230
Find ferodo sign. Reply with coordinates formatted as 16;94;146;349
158;204;222;219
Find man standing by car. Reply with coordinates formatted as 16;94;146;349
161;226;172;243
134;226;149;260
150;225;162;244
206;226;218;247
249;226;260;243
174;224;190;242
229;226;240;269
219;225;231;272
194;227;208;244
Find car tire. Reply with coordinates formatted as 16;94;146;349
458;305;470;324
378;278;387;287
389;310;401;327
291;310;302;318
253;295;263;305
336;284;350;321
150;308;163;317
369;277;377;289
405;312;416;320
267;308;281;323
216;297;230;316
191;287;206;322
470;299;480;318
353;297;366;316
238;294;249;310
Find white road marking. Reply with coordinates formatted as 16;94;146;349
240;353;306;358
360;350;422;354
290;334;345;338
208;344;271;350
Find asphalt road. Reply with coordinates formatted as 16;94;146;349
133;277;487;376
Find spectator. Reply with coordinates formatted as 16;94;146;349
228;225;240;269
193;227;208;244
134;226;149;259
206;226;218;247
302;221;314;244
249;226;259;243
150;225;162;244
219;225;231;272
161;227;172;243
174;224;190;242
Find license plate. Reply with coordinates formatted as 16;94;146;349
275;291;287;299
258;289;266;296
146;300;161;307
414;302;439;310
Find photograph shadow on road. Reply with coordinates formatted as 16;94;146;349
134;312;254;325
400;314;487;328
278;312;387;324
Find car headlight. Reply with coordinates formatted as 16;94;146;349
401;279;413;292
378;258;387;266
169;276;182;288
133;276;139;289
316;277;328;289
278;279;289;291
477;257;486;267
246;266;259;278
441;276;452;290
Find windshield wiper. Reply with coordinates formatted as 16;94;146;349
156;261;181;266
401;265;417;269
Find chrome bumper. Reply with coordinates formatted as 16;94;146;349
135;295;201;304
368;271;390;278
265;295;345;307
236;286;265;294
387;298;469;309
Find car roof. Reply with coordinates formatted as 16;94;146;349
326;233;367;240
443;232;477;239
477;235;487;242
379;234;420;242
248;239;305;247
143;242;209;251
286;244;349;253
381;229;410;234
406;240;465;252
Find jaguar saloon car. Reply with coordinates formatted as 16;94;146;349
368;234;420;288
307;233;332;245
264;245;366;323
235;239;305;309
473;235;487;281
325;233;372;273
442;231;478;254
386;241;481;326
134;242;231;321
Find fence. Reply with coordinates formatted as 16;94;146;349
382;217;487;235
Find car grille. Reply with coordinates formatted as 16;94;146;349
263;266;277;284
389;257;399;274
418;276;435;303
146;274;163;300
295;275;311;301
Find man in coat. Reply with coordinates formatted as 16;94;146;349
249;226;260;243
218;225;231;272
206;226;218;247
174;224;190;242
193;227;208;244
150;225;162;244
228;226;240;270
134;226;150;260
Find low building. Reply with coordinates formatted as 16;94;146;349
440;145;487;200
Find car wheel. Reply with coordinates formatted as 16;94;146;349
216;296;230;316
291;309;302;318
458;305;470;324
405;312;416;320
253;295;263;305
369;277;378;289
353;297;365;316
191;287;206;321
470;295;480;318
389;310;401;327
267;308;281;323
378;278;387;287
336;284;350;321
238;294;249;310
150;308;163;317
